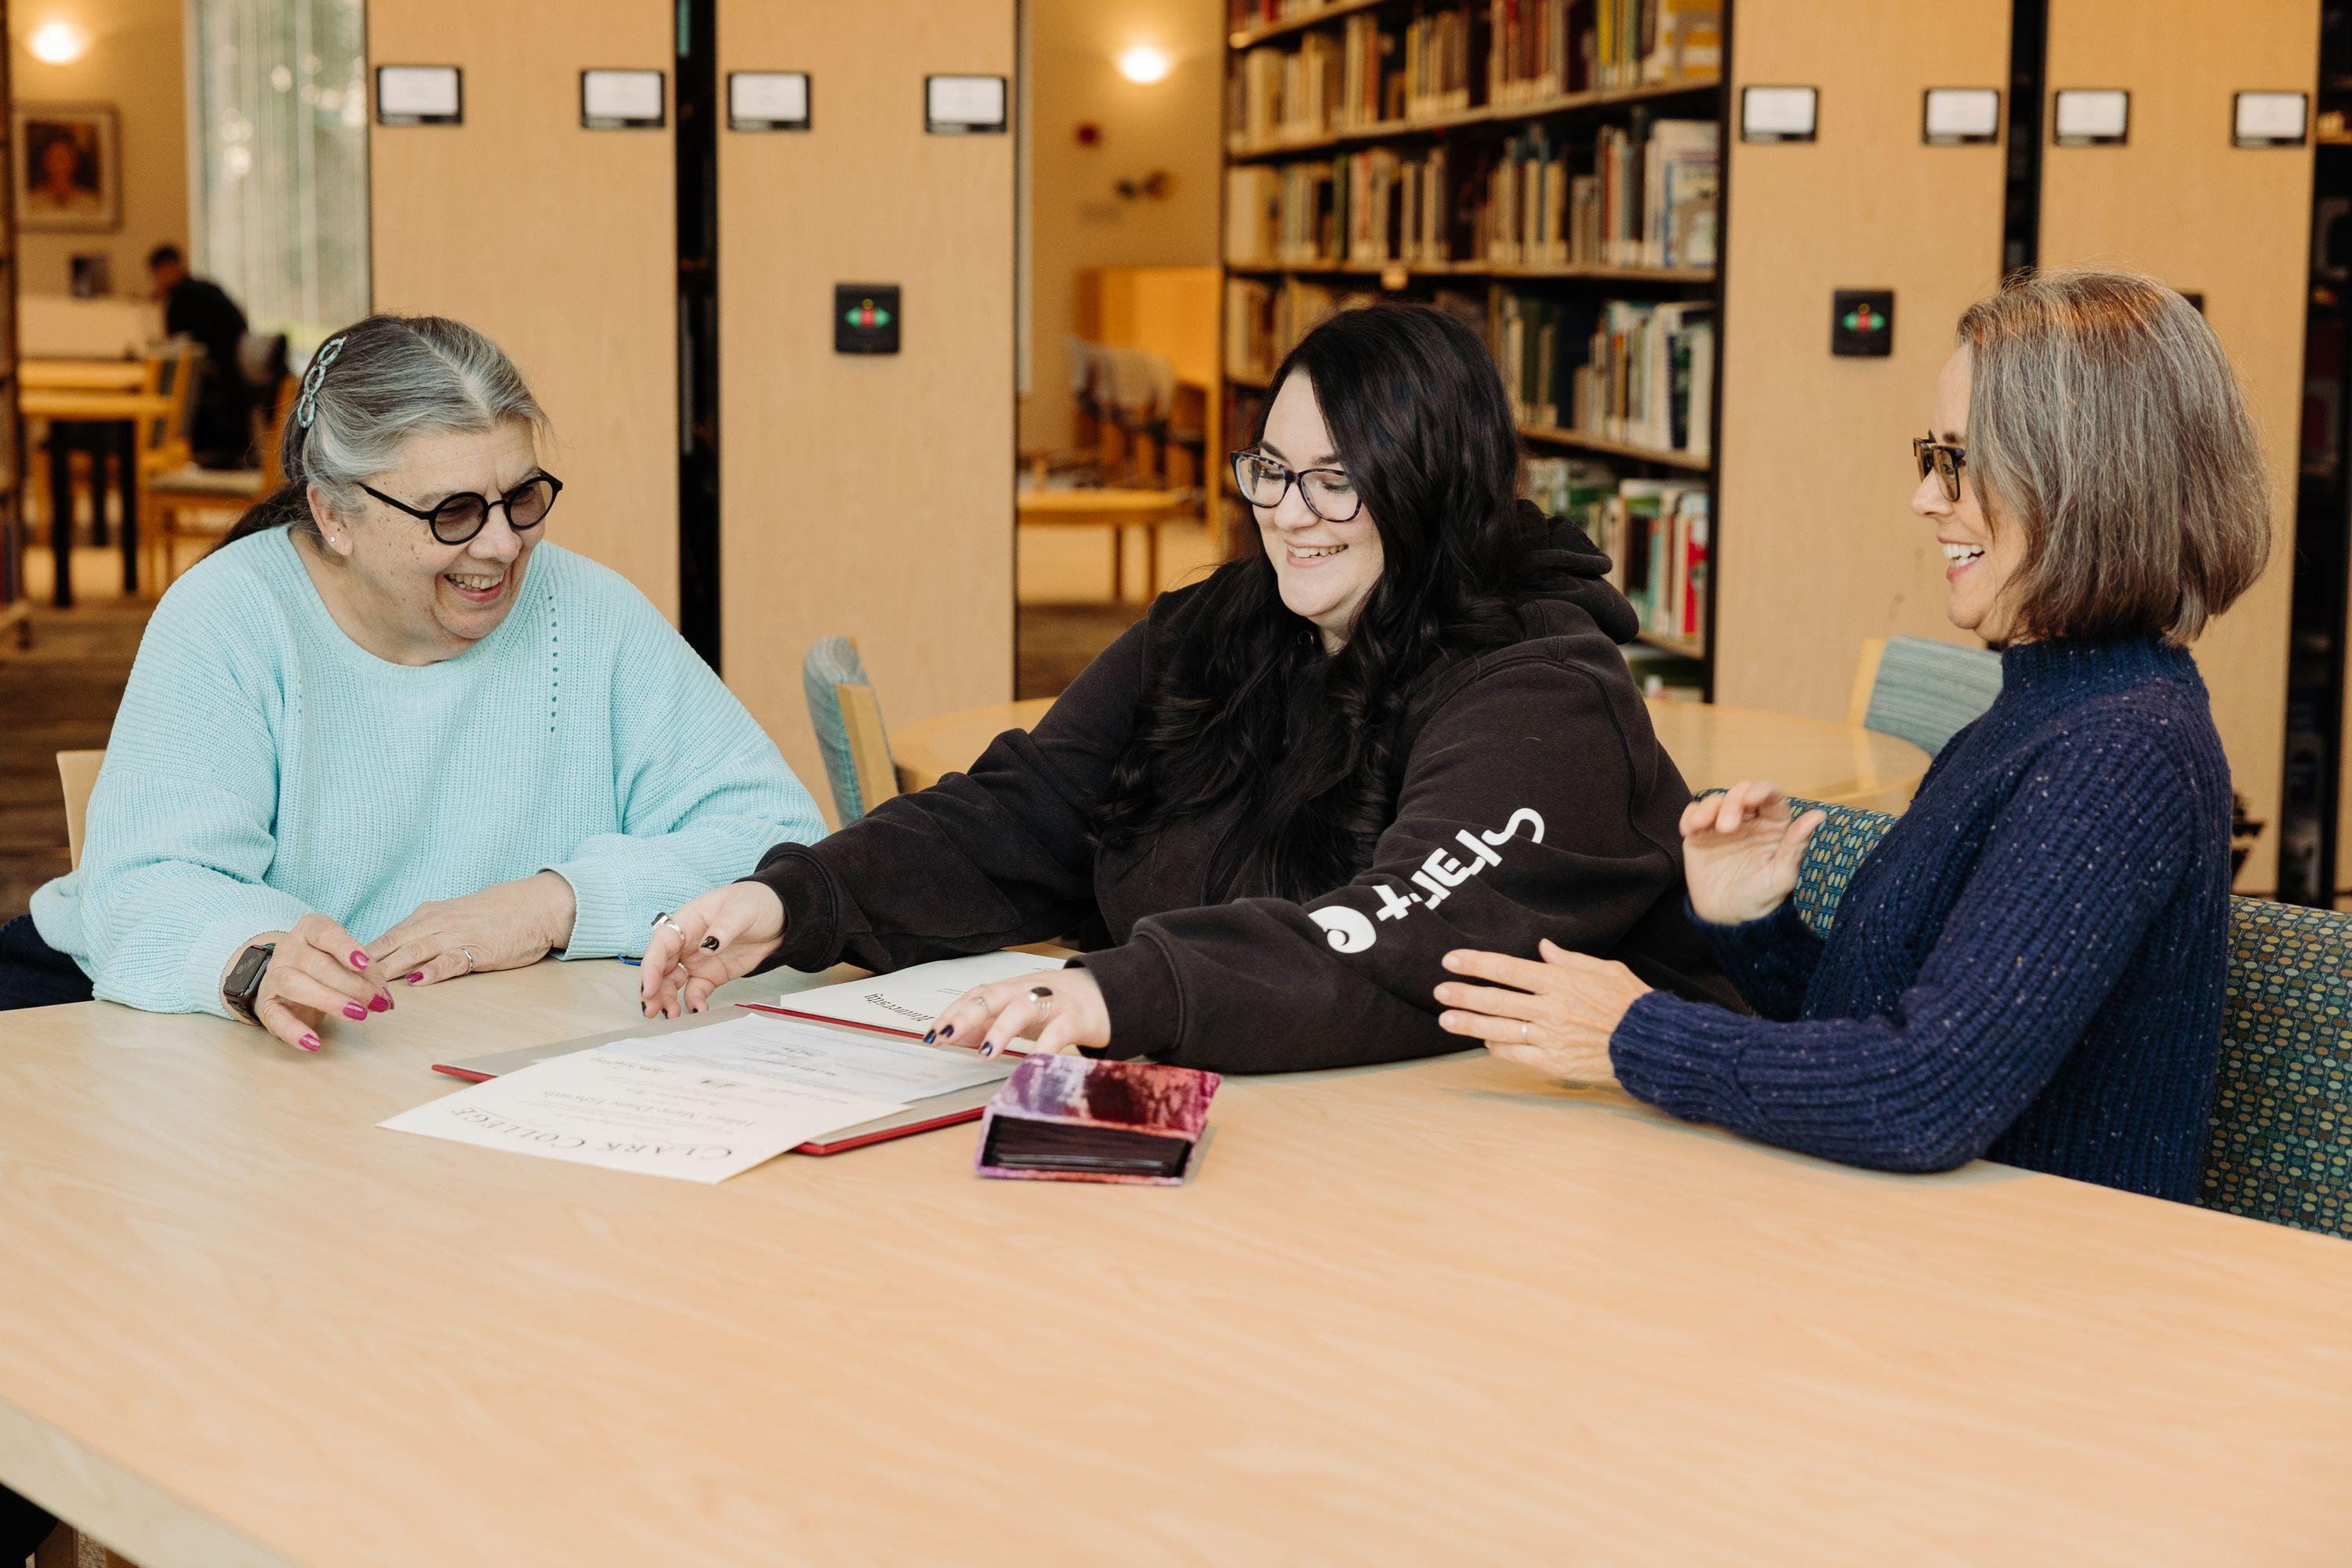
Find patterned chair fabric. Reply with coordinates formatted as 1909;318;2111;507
1779;798;2352;1239
1860;636;2005;758
802;637;881;825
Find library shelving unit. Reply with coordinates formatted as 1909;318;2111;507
1219;0;1727;691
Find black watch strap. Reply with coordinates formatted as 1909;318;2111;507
223;942;277;1025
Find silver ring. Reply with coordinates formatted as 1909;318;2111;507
1027;985;1055;1018
459;947;477;975
650;912;685;940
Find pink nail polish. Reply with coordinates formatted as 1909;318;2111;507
368;994;390;1013
405;972;423;983
350;951;369;970
343;1004;367;1021
299;1033;321;1052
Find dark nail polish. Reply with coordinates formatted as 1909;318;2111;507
702;935;721;950
350;951;369;970
368;994;390;1013
299;1033;321;1052
343;1004;367;1021
923;1030;937;1044
938;1024;955;1040
980;1041;995;1058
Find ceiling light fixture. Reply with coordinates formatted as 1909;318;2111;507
27;20;89;64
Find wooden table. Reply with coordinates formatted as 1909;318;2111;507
893;695;1933;807
20;387;172;606
3;960;2350;1565
20;358;149;394
1016;486;1185;603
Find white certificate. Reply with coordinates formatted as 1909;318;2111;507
612;1012;1012;1102
380;1047;902;1183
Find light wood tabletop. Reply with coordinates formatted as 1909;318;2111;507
3;960;2350;1565
1015;488;1189;604
17;389;174;422
891;694;1932;805
19;358;149;394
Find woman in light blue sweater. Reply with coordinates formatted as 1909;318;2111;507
0;314;822;1053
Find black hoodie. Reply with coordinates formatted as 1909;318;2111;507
749;517;1741;1072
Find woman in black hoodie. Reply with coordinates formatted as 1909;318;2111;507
642;303;1737;1070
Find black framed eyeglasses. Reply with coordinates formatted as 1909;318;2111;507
1912;432;1967;503
1231;449;1363;524
360;473;564;545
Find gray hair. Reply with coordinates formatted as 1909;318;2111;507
1955;268;2270;644
223;313;549;549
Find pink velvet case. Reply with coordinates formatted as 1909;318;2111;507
975;1056;1222;1185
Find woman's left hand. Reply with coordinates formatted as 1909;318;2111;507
1435;939;1649;1084
365;871;579;986
927;967;1111;1059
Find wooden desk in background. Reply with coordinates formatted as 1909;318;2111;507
20;387;173;607
20;358;150;394
1015;487;1185;604
892;695;1933;807
2;961;2347;1564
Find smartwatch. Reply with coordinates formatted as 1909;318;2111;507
222;942;277;1025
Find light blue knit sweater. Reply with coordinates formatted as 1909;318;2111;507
30;529;823;1018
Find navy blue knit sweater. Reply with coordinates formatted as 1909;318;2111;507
1610;637;2234;1201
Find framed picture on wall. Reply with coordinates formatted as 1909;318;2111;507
16;104;121;233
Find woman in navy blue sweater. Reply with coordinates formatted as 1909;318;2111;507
1433;269;2271;1202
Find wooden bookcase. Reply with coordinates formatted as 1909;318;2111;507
1218;0;1728;686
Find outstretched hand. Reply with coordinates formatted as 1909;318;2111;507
1679;780;1825;927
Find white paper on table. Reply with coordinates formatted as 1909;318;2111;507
611;1012;1014;1103
769;951;1054;1035
379;1048;903;1183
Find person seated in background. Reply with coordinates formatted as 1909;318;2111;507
1436;269;2267;1203
0;313;823;1052
640;302;1740;1067
148;242;254;466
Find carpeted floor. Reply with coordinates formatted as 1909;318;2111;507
0;596;148;918
1017;603;1144;699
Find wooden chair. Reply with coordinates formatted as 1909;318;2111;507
143;377;296;589
800;637;898;825
1846;635;2005;761
1787;797;2352;1242
56;749;104;871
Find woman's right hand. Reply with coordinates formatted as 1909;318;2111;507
1679;780;1826;927
226;912;393;1053
640;882;788;1019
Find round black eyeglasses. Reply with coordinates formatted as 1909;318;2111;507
1231;450;1363;524
361;473;564;546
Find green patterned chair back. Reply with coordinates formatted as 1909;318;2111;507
1860;636;2005;758
1779;797;2352;1238
802;636;884;824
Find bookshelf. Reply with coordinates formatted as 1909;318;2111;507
1220;0;1728;697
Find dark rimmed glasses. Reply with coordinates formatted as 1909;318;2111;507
1912;432;1968;503
361;473;564;546
1231;449;1363;523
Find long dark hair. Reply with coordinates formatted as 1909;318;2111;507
1094;303;1542;901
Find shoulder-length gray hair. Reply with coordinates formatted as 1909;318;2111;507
221;313;549;550
1956;268;2270;644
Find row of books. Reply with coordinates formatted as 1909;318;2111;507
1494;292;1713;456
1223;276;1379;383
1224;122;1714;270
1228;2;1722;147
1477;118;1715;269
1523;458;1709;644
1227;9;1475;147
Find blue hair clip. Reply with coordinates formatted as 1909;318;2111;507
296;334;348;429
